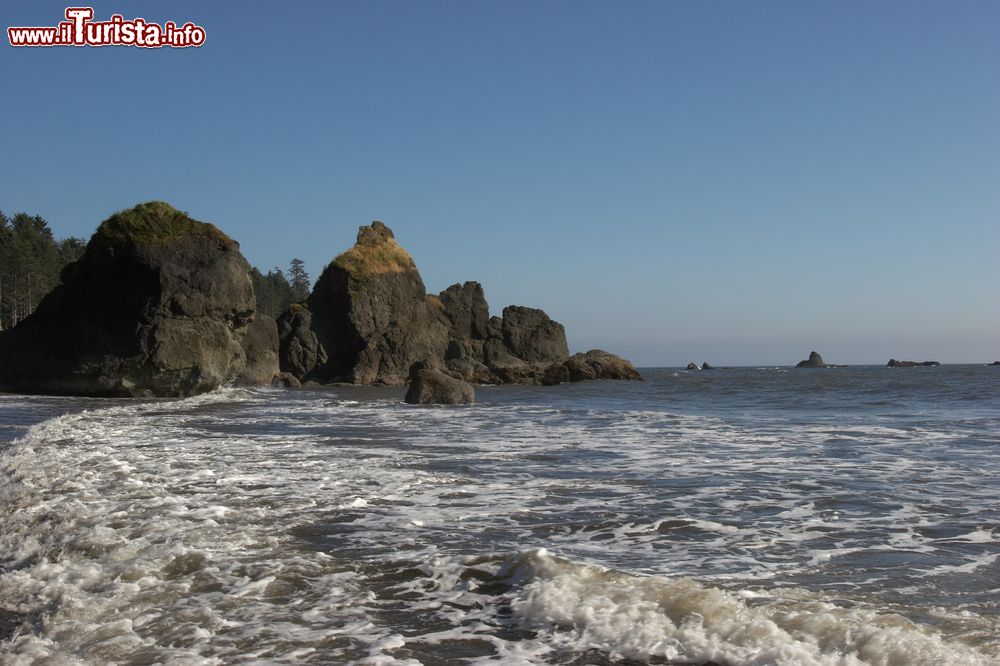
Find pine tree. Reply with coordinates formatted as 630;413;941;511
287;258;310;303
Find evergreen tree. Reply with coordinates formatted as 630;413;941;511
250;266;296;317
287;258;310;302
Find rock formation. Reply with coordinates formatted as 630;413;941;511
237;314;280;385
702;362;716;370
0;202;256;397
795;351;845;368
887;359;941;367
405;368;475;404
990;361;1000;366
277;221;450;385
278;221;641;386
686;362;700;370
541;350;644;385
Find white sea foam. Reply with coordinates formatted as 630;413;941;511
496;549;998;665
0;384;997;664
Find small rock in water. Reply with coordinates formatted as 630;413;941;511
405;368;475;405
0;610;26;642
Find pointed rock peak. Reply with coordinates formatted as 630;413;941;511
808;351;824;363
333;220;416;275
357;220;395;245
93;201;233;247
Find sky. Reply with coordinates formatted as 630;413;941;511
2;1;997;366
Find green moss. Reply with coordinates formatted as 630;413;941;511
93;201;233;246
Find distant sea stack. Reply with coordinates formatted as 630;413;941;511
702;362;716;370
277;221;641;386
0;202;258;397
887;359;941;367
686;362;700;370
989;361;1000;366
795;351;845;368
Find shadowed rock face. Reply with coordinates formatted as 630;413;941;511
237;314;280;385
501;306;570;363
440;281;489;340
278;221;641;386
0;202;255;397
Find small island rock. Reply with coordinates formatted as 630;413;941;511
887;359;941;367
796;351;840;368
405;368;475;404
686;362;700;370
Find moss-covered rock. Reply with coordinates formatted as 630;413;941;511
92;201;234;247
0;201;256;397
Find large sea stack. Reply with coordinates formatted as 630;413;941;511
0;202;257;397
278;221;450;385
278;221;640;386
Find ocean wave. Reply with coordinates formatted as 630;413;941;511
489;548;998;665
1;386;997;664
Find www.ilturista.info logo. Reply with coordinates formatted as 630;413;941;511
8;7;206;48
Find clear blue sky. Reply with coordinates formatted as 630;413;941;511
3;1;997;365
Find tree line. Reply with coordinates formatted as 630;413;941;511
0;211;85;331
1;209;311;330
250;258;311;318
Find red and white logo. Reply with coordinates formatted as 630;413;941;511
8;7;206;48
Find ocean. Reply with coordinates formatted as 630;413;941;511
1;365;997;665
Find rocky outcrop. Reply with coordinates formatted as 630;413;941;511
795;351;845;368
686;362;699;370
0;202;256;397
278;221;641;387
272;372;302;388
542;350;643;385
276;304;325;380
278;221;450;385
887;359;940;367
501;306;569;363
702;362;716;370
237;314;280;385
439;281;489;341
990;361;1000;366
405;368;475;404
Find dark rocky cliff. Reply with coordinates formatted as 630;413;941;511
0;202;257;396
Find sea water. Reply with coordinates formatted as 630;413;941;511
1;365;997;664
